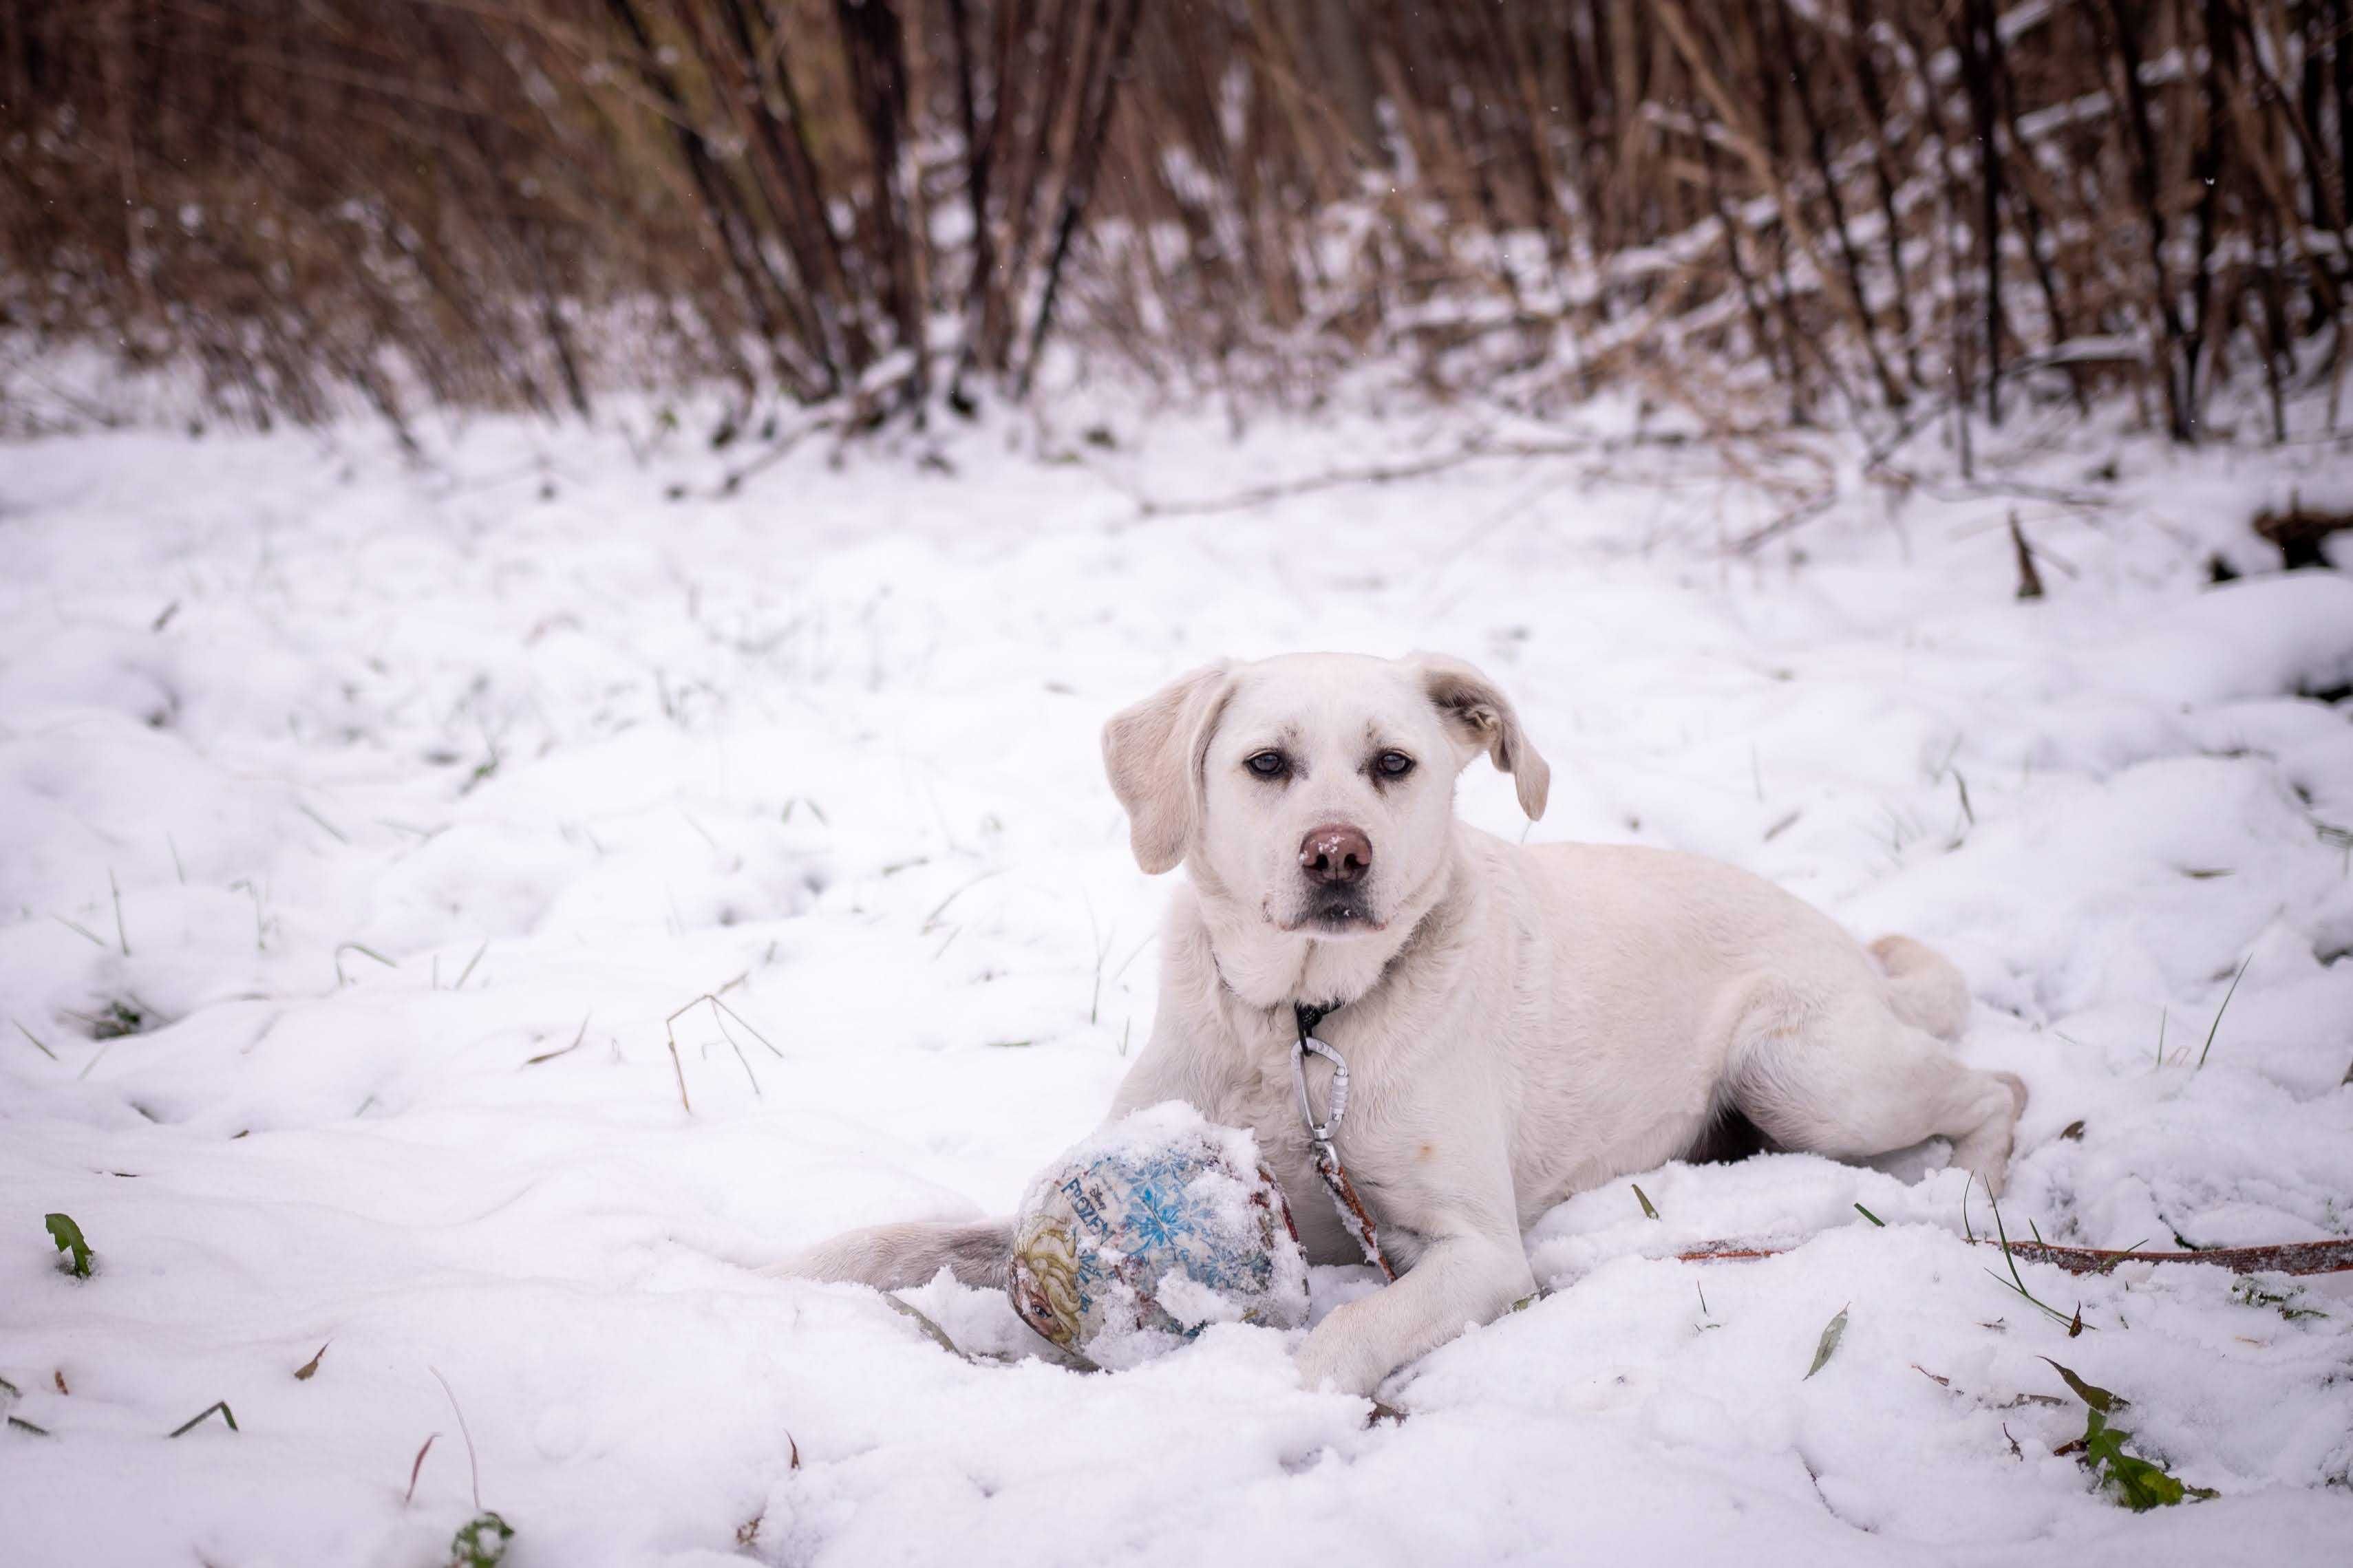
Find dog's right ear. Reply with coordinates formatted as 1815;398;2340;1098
1102;663;1235;874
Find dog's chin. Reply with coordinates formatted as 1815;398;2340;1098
1275;901;1389;938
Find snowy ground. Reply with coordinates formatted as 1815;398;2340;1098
3;391;2352;1566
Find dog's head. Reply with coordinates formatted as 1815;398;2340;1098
1103;652;1548;941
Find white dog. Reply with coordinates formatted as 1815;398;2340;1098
783;652;2025;1397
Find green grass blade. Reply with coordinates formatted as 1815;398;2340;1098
2195;954;2253;1068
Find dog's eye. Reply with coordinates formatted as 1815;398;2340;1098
1244;750;1288;780
1376;751;1416;779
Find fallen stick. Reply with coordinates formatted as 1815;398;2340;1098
1131;438;1609;519
1979;1236;2353;1277
1673;1235;2353;1276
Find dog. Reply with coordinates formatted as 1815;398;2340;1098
780;652;2025;1397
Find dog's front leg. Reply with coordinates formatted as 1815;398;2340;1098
1293;1227;1534;1398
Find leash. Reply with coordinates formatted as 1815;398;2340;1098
1292;1000;1398;1281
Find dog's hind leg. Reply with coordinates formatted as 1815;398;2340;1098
766;1218;1014;1290
1869;934;1971;1040
1729;987;2026;1194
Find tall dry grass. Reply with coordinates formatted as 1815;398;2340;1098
3;1;2347;442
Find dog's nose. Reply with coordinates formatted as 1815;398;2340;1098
1299;824;1373;886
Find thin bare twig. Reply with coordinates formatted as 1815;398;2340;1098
427;1368;482;1512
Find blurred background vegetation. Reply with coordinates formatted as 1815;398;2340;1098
3;1;2350;446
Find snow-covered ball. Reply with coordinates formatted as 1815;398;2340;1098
1007;1102;1310;1368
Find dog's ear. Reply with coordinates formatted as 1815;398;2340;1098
1411;653;1551;821
1102;663;1236;874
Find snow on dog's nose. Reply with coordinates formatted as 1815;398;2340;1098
1299;824;1372;887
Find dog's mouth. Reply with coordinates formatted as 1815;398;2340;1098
1272;890;1388;936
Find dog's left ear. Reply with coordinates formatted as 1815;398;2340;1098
1102;662;1236;874
1411;653;1551;820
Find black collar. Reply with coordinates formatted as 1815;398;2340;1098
1206;948;1348;1042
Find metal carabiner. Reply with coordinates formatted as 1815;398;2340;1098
1291;1031;1351;1145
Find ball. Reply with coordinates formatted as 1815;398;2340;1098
1006;1101;1310;1368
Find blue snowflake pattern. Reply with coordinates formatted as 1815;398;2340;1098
1065;1143;1273;1323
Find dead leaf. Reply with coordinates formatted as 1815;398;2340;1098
1804;1305;1849;1379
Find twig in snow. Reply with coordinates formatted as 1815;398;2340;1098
663;991;785;1113
1729;488;1839;555
1086;901;1114;1025
298;804;350;844
52;914;106;949
429;1368;482;1512
108;869;129;956
880;1294;981;1363
1110;931;1156;987
666;1033;691;1113
228;880;266;951
1672;1233;2353;1276
524;1015;591;1066
2007;512;2046;599
709;1008;762;1098
167;1400;239;1437
921;871;999;935
714;413;841;497
668;993;782;1058
334;943;398;987
678;806;739;870
405;1432;438;1505
1132;437;1607;520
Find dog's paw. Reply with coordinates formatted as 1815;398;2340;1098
1293;1324;1383;1400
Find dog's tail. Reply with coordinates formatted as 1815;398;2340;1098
1869;934;1970;1041
763;1217;1015;1291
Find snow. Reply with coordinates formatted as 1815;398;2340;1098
2;393;2350;1565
